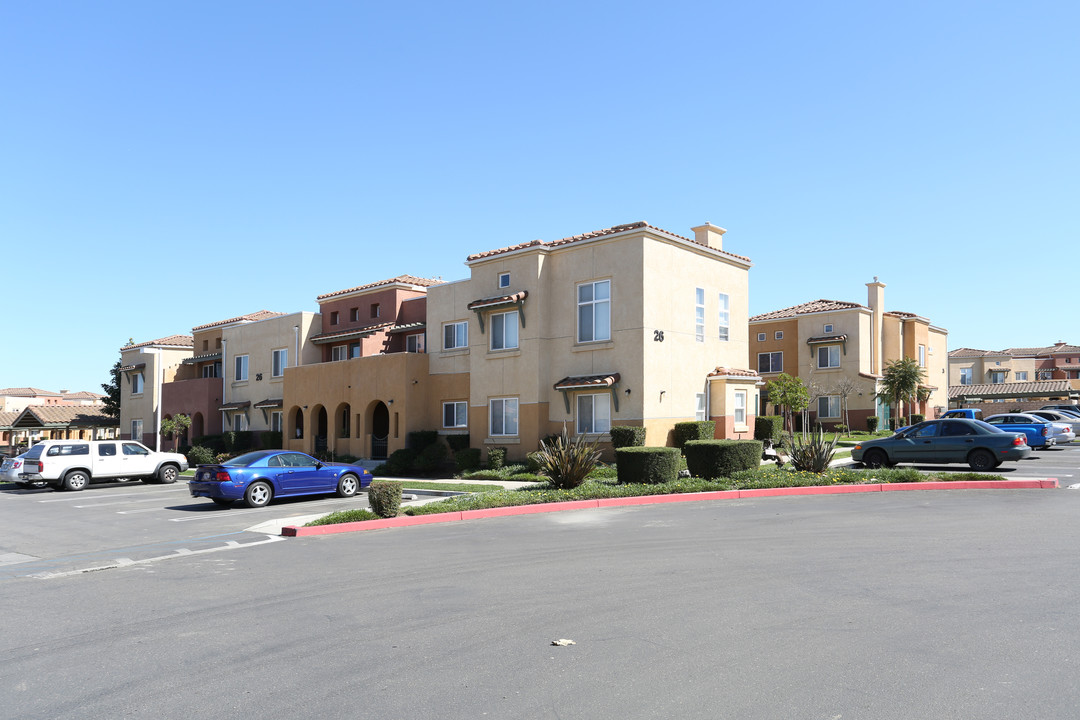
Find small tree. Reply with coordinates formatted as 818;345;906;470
877;358;925;429
831;375;862;436
101;359;123;420
765;373;809;434
161;414;192;451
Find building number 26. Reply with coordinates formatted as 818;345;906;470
653;330;664;342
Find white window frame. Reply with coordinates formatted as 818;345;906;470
490;311;519;351
498;272;510;289
232;413;247;432
443;321;468;350
577;394;611;435
1016;371;1028;381
695;393;707;422
349;342;361;359
272;348;287;378
331;345;348;362
443;401;468;429
918;344;926;367
734;390;747;425
406;333;425;353
131;419;143;442
818;395;841;419
775;331;783;340
758;351;783;374
271;411;283;432
695;288;705;343
757;332;766;342
817;345;841;369
824;324;834;334
718;293;730;341
577;279;611;343
131;372;144;394
234;355;249;381
489;397;519;436
960;368;973;385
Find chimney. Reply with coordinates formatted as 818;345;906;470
691;222;727;251
867;277;886;375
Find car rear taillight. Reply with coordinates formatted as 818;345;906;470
1041;427;1049;436
214;471;231;482
1013;436;1027;446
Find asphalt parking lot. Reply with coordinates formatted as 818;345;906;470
894;440;1079;484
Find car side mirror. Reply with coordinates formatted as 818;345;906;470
315;461;323;469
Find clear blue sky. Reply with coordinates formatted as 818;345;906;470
3;1;1076;394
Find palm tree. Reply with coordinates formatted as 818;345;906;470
878;358;925;429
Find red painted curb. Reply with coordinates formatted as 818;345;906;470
281;478;1059;537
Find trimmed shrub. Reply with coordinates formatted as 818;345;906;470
684;440;763;480
892;417;907;430
187;445;214;466
454;448;482;473
367;481;402;518
673;421;715;451
487;447;507;470
407;430;439;450
832;424;848;435
866;416;880;432
615;447;681;484
754;416;785;445
610;426;647;449
371;462;389;476
525;451;544;473
193;434;226;453
386;448;417;476
535;428;602;489
260;431;283;450
909;414;925;425
414;442;449;473
445;434;470;452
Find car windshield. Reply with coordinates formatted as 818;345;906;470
23;445;44;460
223;451;276;467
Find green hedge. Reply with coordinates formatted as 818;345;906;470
487;447;507;470
615;447;680;484
260;431;282;449
673;421;715;451
610;426;647;449
455;448;482;472
407;430;439;450
367;481;402;518
414;442;448;472
754;416;784;444
684;440;763;480
385;448;417;476
445;434;470;452
866;416;880;432
909;414;925;424
187;445;215;466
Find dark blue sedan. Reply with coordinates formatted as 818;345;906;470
188;450;373;508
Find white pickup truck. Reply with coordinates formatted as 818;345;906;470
18;439;189;491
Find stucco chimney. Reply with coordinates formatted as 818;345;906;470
691;222;727;250
867;277;886;375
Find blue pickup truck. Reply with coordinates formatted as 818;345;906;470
940;409;983;421
983;413;1054;449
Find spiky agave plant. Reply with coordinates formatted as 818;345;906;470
536;426;603;489
787;425;840;473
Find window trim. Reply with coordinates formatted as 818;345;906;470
576;393;611;435
734;390;747;425
775;331;783;340
271;348;287;378
817;345;841;369
234;354;249;381
577;279;611;344
443;401;468;429
490;311;519;351
818;395;841;419
498;272;510;289
758;351;783;374
489;397;519;437
718;292;730;341
443;321;468;350
757;332;766;342
695;288;705;343
824;324;834;334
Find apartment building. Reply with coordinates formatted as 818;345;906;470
119;335;195;448
750;279;948;429
947;343;1080;410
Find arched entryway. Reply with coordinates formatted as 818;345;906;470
289;406;305;441
313;405;328;454
371;402;389;459
191;412;205;440
336;402;351;439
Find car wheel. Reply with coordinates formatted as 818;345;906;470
336;473;359;498
244;481;272;508
158;464;179;484
63;470;90;491
968;449;997;471
862;449;889;469
212;498;234;507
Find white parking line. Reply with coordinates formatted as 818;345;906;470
36;488;190;503
165;498;349;522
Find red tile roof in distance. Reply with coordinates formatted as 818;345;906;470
466;221;752;264
317;275;443;301
0;387;62;397
191;310;286;332
121;335;194;351
707;367;760;378
750;299;864;322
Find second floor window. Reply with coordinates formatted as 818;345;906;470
960;368;973;385
918;344;926;367
444;321;468;350
272;349;287;378
350;307;359;322
330;311;339;325
131;372;144;394
1016;371;1029;381
407;334;425;353
695;288;705;342
498;272;510;288
758;351;783;374
990;370;1006;384
331;345;347;362
491;311;519;350
578;280;610;343
718;293;730;341
817;346;841;369
371;303;380;319
234;355;249;381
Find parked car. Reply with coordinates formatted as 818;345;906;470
1041;404;1080;416
18;440;189;491
1;453;45;487
984;413;1056;450
940;409;983;421
188;450;373;508
852;419;1031;470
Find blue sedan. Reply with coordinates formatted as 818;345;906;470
188;450;373;508
852;419;1031;470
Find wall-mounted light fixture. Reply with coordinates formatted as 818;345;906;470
388;399;394;405
624;388;631;395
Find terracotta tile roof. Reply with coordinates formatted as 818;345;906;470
948;348;999;358
0;411;18;428
707;367;760;378
806;334;848;344
385;322;427;335
0;387;62;397
467;291;528;310
466;221;752;264
1003;342;1080;356
218;401;251;411
253;399;283;409
121;335;194;351
858;372;882;380
181;352;223;365
310;322;395;344
948;380;1073;398
14;406;117;427
191;311;286;332
553;373;621;390
60;391;104;400
317;275;443;301
750;300;865;322
118;363;146;373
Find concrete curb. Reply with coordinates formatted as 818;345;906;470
281;478;1059;537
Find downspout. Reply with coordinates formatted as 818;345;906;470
221;339;228;435
148;348;162;451
295;325;300;367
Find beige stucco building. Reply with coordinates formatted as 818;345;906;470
750;279;948;429
119;335;195;448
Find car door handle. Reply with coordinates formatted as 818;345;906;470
965;439;974;443
922;440;932;444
